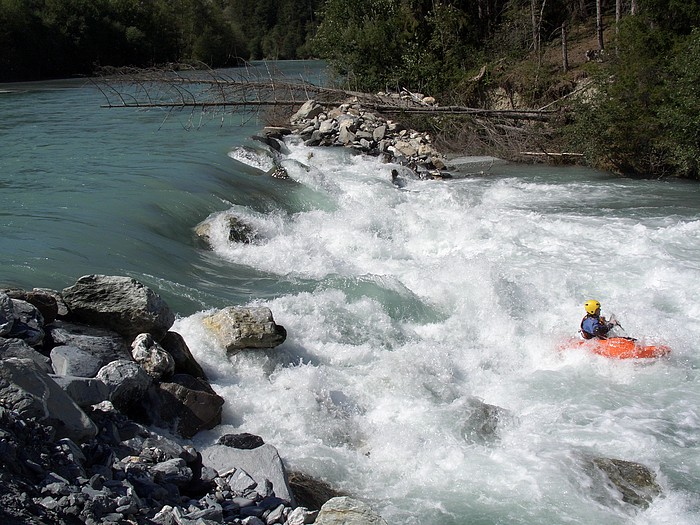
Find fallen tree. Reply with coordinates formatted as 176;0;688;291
94;63;572;162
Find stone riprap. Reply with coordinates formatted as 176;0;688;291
0;276;351;525
270;98;450;181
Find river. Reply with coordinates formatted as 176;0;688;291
1;61;699;524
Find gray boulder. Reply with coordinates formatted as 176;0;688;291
585;456;662;509
202;306;287;355
6;298;44;346
152;374;224;439
51;375;110;408
201;443;293;503
291;100;324;123
0;337;52;373
160;331;207;379
314;496;388;525
47;321;131;377
61;274;175;340
0;292;15;335
96;359;153;412
460;397;512;445
0;357;97;441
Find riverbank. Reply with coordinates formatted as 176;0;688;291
0;276;387;525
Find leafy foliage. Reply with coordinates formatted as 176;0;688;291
0;0;321;81
313;0;492;95
564;5;700;178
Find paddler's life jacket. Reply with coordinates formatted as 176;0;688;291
580;314;610;339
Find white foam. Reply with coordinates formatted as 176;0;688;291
178;140;700;524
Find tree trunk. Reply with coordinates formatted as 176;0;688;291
615;0;621;55
562;23;569;72
596;0;604;51
631;0;637;15
531;0;539;54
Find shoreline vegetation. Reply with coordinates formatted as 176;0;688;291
3;1;699;179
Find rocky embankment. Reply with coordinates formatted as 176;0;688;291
0;275;386;525
263;98;451;181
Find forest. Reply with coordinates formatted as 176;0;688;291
0;0;322;81
1;0;698;179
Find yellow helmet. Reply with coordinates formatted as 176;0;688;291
584;300;601;315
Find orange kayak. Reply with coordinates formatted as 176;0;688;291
566;337;671;359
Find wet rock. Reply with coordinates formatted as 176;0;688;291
460;397;512;445
202;307;287;354
287;471;344;511
160;331;207;379
61;275;175;341
195;213;258;248
314;496;388;525
585;456;662;509
152;374;224;439
217;432;265;450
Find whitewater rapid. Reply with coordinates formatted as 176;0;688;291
174;137;700;524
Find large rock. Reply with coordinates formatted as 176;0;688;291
0;337;52;373
160;331;207;379
585;456;662;509
291;100;324;123
460;397;512;445
0;358;97;442
201;443;293;503
131;333;175;380
96;359;153;412
6;298;44;346
287;471;344;511
47;321;131;377
314;496;388;525
202;306;287;355
153;374;224;439
61;275;175;340
51;375;110;408
0;292;15;335
2;288;60;324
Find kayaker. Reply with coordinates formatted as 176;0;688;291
580;300;618;339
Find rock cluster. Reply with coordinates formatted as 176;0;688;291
0;274;384;525
268;98;450;180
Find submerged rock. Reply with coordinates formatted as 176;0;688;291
584;455;662;509
460;397;512;445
